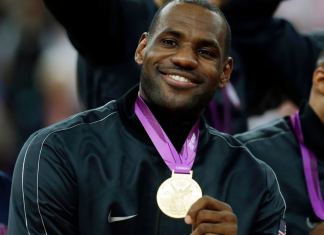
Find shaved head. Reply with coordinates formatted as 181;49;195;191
148;0;231;58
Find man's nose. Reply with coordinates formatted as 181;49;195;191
171;45;198;69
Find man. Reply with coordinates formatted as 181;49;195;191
235;51;324;235
8;1;285;234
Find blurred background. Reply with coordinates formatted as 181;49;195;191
0;0;80;174
0;0;323;175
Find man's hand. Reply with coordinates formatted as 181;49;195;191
185;195;237;235
309;222;324;235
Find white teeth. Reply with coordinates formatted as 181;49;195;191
169;75;190;82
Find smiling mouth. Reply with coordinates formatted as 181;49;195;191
158;67;201;89
161;73;199;90
169;74;190;83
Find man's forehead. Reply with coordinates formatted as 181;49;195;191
156;2;225;41
158;2;223;32
161;2;215;18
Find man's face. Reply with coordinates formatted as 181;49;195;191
135;2;232;113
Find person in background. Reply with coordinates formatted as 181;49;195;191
8;1;285;234
221;0;321;118
235;50;324;235
42;0;159;109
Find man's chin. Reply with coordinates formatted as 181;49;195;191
159;100;202;116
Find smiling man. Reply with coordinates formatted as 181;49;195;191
136;2;231;113
8;1;285;235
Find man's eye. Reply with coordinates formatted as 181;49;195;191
161;39;177;47
198;48;217;59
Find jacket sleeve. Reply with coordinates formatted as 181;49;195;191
7;132;78;235
43;0;124;64
222;0;283;22
252;162;286;235
223;0;321;113
42;0;155;65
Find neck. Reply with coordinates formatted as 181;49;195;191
315;109;324;124
309;97;324;124
299;103;324;160
145;101;199;152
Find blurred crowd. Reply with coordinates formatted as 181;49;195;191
0;0;80;174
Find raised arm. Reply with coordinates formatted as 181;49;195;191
222;0;321;114
43;0;156;64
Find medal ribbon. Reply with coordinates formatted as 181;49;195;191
290;111;324;219
134;95;199;174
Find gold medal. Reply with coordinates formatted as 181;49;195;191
156;171;202;218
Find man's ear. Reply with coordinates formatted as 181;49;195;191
135;33;149;65
219;57;233;88
313;66;324;94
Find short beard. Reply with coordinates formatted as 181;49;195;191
139;70;214;118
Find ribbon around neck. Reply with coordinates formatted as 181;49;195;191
290;112;324;220
134;95;199;174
